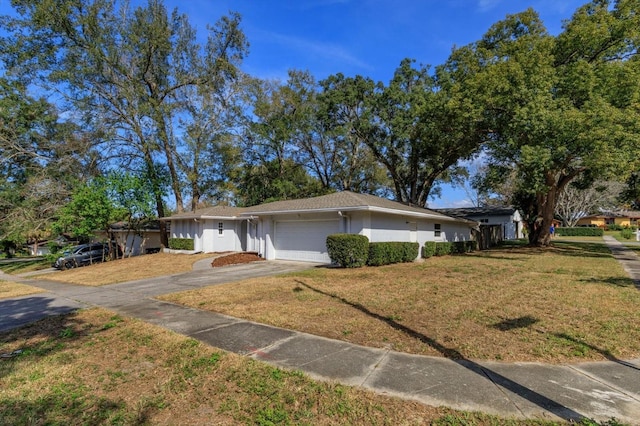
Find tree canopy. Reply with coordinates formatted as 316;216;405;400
464;2;640;245
1;0;639;247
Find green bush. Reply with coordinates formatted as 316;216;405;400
621;228;634;240
555;227;604;237
326;234;369;268
367;242;419;266
422;241;436;258
452;241;467;254
434;242;452;256
168;238;194;250
466;240;478;252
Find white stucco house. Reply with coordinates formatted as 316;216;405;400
162;191;477;263
435;206;524;240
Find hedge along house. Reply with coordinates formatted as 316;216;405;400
162;191;477;263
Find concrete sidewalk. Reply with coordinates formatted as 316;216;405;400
2;248;640;424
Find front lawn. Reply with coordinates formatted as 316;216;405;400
161;240;640;363
40;252;215;286
0;280;45;299
0;308;558;425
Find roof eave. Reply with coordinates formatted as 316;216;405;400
241;205;474;225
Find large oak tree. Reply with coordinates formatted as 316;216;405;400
459;2;640;245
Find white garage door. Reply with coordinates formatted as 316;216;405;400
274;220;339;262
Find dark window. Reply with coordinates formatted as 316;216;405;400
435;223;441;237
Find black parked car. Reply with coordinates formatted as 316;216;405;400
53;243;110;270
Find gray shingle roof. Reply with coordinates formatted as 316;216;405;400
241;191;462;221
162;191;475;224
162;205;246;220
435;206;518;219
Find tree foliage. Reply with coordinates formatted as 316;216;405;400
460;2;640;246
52;179;116;241
2;0;639;248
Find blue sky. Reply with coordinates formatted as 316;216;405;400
172;0;586;207
172;0;586;85
0;0;589;207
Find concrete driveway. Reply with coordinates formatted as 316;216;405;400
0;260;316;332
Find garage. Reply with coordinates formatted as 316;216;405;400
274;220;340;262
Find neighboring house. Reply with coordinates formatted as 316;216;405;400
576;211;640;228
94;220;168;257
26;242;50;256
162;191;477;263
26;235;79;256
435;206;525;240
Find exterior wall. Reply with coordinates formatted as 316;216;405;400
576;217;606;227
575;216;639;228
28;244;50;256
469;213;523;239
170;219;199;239
615;217;633;227
171;218;242;253
349;212;473;259
113;231;163;256
203;219;242;253
439;222;473;242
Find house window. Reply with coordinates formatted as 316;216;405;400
479;219;489;224
434;223;441;238
218;222;224;236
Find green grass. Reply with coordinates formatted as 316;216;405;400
1;308;572;425
0;258;51;274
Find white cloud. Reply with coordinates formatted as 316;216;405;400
477;0;502;12
258;30;372;71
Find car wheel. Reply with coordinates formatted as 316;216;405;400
64;260;76;270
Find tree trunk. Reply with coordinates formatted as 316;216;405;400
528;183;559;247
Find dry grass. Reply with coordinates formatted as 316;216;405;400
0;308;553;425
161;241;640;364
0;280;45;299
41;252;214;286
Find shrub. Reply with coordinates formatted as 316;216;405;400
422;241;436;258
555;227;604;237
326;234;369;268
621;228;634;240
452;241;467;254
400;242;419;262
466;240;478;252
367;242;419;266
168;238;194;250
434;242;452;256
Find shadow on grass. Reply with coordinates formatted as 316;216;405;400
553;333;640;372
0;309;89;379
579;276;636;288
294;279;586;422
471;241;612;261
0;392;129;425
492;316;539;331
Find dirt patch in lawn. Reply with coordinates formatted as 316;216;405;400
161;241;640;364
0;308;543;425
211;252;264;267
